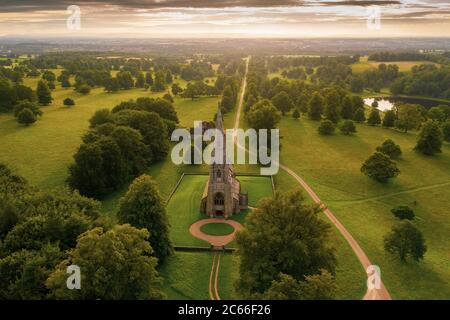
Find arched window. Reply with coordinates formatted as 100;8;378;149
216;170;221;179
214;193;224;205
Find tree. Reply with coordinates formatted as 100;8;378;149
42;70;56;82
367;108;381;125
135;72;145;88
105;77;120;92
271;91;293;115
395;104;423;133
318;120;335;135
340;95;354;119
339;120;356;135
442;121;450;142
145;71;154;86
63;98;75;107
0;201;18;239
114;110;169;161
264;270;336;300
89;108;113;128
324;90;340;123
13;100;42;117
46;225;164;299
165;70;173;84
384;221;426;262
382;110;396;127
163;93;174;103
0;244;63;300
171;83;183;96
427;107;445;122
68;142;106;198
117;175;173;263
350;76;364;93
391;206;415;220
361;152;400;183
17;108;36;126
36;80;52;105
76;84;91;95
182;82;200;100
151;70;166;92
308;92;324;120
292;108;300;120
246;99;281;131
376;139;402;158
235;190;336;298
414;120;443;155
353;108;366;123
14;84;36;102
116;71;134;90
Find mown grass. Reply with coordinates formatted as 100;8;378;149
159;251;213;300
278;116;450;299
200;223;235;236
159;251;239;300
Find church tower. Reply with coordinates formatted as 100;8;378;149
200;107;248;218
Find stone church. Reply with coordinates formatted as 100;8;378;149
200;108;248;218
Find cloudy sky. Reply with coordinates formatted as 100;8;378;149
0;0;449;38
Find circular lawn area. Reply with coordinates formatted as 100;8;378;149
200;223;235;236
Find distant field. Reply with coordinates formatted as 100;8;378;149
278;116;450;299
352;60;437;73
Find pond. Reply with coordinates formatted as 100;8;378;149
364;96;450;111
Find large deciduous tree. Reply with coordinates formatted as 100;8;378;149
246;99;281;131
361;152;400;183
46;225;165;300
235;190;336;298
36;80;52;106
414;120;443;155
384;221;426;262
117;175;173;263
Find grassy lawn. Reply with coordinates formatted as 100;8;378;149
278;116;450;299
159;251;239;300
200;223;235;236
159;251;213;300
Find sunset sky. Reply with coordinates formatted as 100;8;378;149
0;0;449;38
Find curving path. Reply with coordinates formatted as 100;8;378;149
232;56;391;300
190;218;243;247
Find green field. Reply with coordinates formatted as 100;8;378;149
277;116;450;299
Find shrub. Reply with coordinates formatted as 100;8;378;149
318;120;335;135
339;120;356;135
376;139;402;158
391;206;415;220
